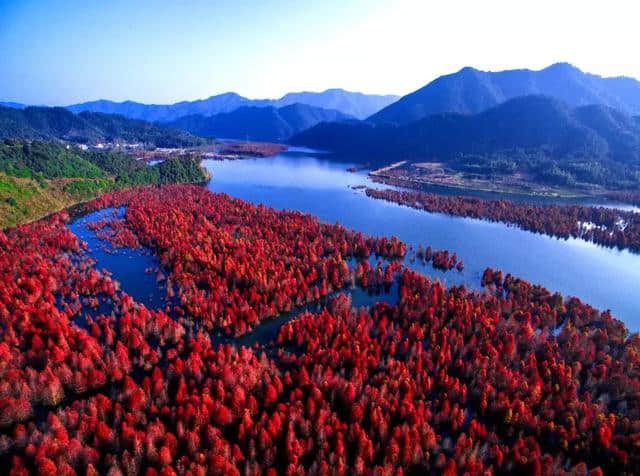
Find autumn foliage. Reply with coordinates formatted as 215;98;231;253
366;187;640;253
605;191;640;207
1;185;638;474
82;185;406;336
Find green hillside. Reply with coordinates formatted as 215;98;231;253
0;106;209;147
0;140;209;228
292;95;640;190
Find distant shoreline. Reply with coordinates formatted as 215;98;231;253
368;162;610;201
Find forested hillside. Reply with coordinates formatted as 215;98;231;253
0;140;208;227
292;95;640;189
169;103;353;141
0;106;208;147
370;62;640;124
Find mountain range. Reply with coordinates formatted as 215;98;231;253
292;95;640;166
0;106;207;147
274;90;398;120
169;103;354;142
66;89;399;122
369;63;640;124
0;102;27;109
4;62;640;164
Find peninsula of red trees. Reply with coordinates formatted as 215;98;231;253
605;191;640;207
1;185;639;475
366;187;640;253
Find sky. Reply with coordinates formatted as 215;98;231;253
1;0;639;106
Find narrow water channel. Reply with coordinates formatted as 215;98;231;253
64;151;640;332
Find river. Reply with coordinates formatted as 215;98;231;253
67;148;640;331
202;149;640;329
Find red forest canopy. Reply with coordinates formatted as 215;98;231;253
0;185;637;475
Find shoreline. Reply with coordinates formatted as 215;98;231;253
369;169;602;201
2;165;212;231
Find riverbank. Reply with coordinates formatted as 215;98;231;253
203;152;640;327
135;140;288;162
0;173;113;229
368;160;613;200
1;157;210;229
365;186;640;254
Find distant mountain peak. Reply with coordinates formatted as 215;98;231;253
544;62;580;71
369;63;640;124
273;89;399;119
292;94;640;173
0;102;26;109
457;66;480;74
65;89;397;122
168;102;353;142
208;92;244;99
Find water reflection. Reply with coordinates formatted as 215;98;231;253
204;152;640;329
67;208;170;309
63;152;640;331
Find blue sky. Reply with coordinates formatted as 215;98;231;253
1;0;639;105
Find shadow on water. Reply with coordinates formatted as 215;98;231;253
203;153;640;331
63;152;640;337
65;208;406;350
216;282;400;350
66;207;171;310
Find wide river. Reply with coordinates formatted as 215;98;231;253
200;149;640;330
67;149;640;332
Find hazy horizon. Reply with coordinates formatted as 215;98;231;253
1;87;401;108
2;0;640;105
5;62;640;109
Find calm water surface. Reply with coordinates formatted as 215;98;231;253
68;208;169;309
67;206;399;341
202;150;640;329
65;150;640;332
